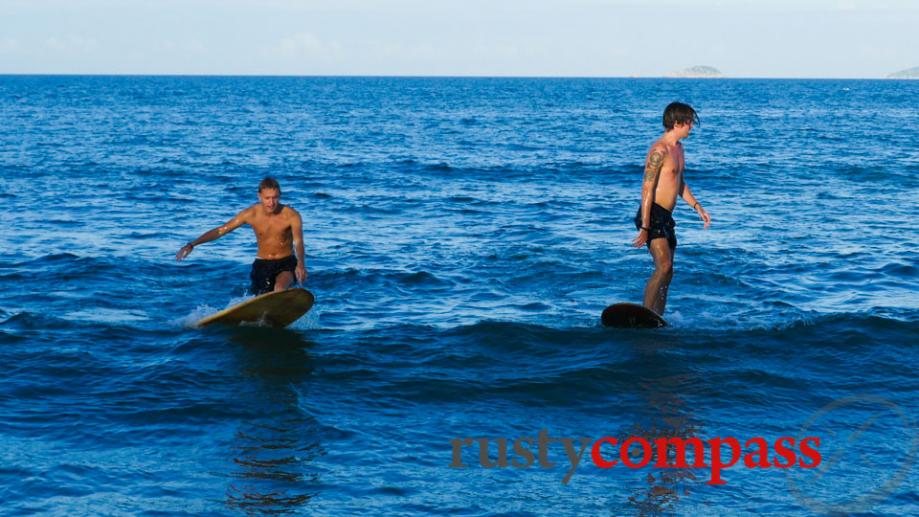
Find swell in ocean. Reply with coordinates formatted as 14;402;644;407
0;76;916;515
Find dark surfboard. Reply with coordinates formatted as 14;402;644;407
601;303;667;328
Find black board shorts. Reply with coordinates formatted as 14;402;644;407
250;255;297;295
634;203;677;251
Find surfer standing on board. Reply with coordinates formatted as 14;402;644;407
175;177;307;295
632;102;711;315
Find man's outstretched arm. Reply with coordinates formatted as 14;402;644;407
176;208;250;261
680;182;711;228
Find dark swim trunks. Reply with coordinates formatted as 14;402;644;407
634;203;677;250
250;255;297;295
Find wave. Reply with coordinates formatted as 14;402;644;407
834;164;919;184
332;309;918;349
314;268;455;291
0;309;155;332
746;310;917;334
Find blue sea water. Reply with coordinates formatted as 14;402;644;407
0;76;917;516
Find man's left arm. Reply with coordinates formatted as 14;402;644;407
680;182;711;228
290;210;307;283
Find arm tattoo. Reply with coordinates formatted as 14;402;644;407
644;151;664;182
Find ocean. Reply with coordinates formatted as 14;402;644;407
0;75;916;515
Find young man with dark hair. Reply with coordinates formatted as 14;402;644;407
632;102;711;315
176;177;307;295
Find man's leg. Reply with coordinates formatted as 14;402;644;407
642;238;674;315
273;271;294;292
251;262;272;296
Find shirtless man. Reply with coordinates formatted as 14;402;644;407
632;102;711;316
175;177;307;295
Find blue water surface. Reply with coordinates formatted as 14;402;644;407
0;76;917;516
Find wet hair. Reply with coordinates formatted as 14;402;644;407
662;102;700;130
258;176;281;193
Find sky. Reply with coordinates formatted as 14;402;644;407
0;0;917;78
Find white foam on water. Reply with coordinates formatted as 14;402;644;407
289;303;321;330
177;304;218;328
223;295;251;307
666;309;684;326
176;295;252;328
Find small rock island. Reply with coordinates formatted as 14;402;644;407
671;66;724;78
888;66;919;79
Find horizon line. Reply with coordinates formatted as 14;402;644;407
0;72;914;81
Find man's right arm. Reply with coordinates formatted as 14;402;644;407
176;208;251;261
632;146;665;247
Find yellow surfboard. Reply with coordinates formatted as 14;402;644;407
196;288;315;328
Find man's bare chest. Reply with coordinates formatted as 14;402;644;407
660;148;685;179
250;217;291;239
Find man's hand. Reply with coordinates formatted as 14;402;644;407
697;206;711;229
295;265;307;284
176;243;194;261
632;229;648;248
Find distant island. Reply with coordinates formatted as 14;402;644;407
888;66;919;79
669;66;724;78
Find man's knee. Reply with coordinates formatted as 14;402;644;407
655;258;673;275
274;271;294;290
